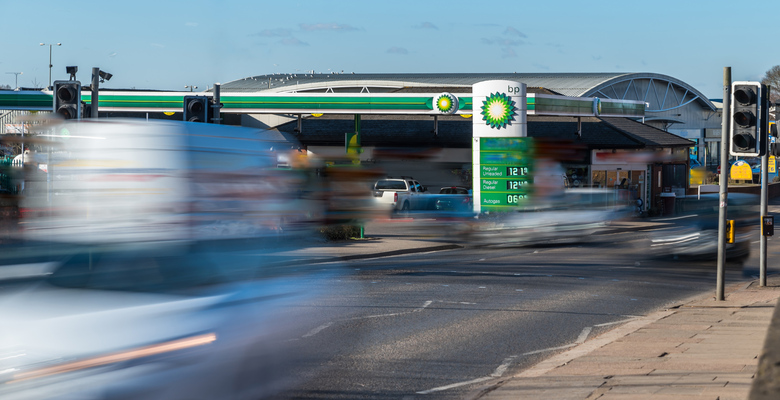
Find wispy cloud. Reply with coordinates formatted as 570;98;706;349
482;38;525;46
299;23;359;32
280;38;309;46
185;22;198;27
481;26;527;58
254;28;293;37
502;47;518;59
150;43;165;48
387;47;409;55
414;22;438;30
533;63;551;71
503;27;527;38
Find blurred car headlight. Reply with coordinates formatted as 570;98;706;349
3;333;216;385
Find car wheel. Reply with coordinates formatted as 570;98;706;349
401;201;410;212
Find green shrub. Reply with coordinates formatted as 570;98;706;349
320;224;362;241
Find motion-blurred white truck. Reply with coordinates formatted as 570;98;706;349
21;119;308;243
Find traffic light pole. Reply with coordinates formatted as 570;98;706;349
91;67;99;118
717;67;731;301
759;85;771;287
212;83;221;124
761;145;768;286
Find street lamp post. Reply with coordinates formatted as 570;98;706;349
5;72;22;89
39;43;61;88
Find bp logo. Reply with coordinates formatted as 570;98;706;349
433;92;458;114
481;92;517;129
593;98;602;116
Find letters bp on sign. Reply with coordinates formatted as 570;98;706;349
471;80;526;138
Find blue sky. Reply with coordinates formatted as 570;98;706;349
2;0;776;99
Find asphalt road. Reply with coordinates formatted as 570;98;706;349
269;226;777;400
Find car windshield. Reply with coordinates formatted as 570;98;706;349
47;249;222;293
45;242;302;294
375;180;407;190
440;188;468;194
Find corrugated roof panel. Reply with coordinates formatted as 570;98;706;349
220;73;631;97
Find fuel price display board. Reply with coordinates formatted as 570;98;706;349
478;137;534;211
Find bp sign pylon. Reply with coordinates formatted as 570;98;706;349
471;80;533;213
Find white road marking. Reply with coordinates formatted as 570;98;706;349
302;322;333;338
416;376;494;394
576;327;592;344
417;320;643;394
437;301;477;305
415;300;433;312
652;215;698;222
305;300;435;337
491;356;517;377
521;343;577;356
594;317;640;327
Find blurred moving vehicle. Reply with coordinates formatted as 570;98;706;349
0;241;338;400
467;188;631;245
0;119;347;399
434;186;473;212
648;193;756;261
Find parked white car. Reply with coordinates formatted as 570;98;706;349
372;177;430;211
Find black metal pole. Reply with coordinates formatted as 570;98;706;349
91;67;99;119
717;67;731;301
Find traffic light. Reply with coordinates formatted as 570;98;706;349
730;82;768;157
53;80;81;120
183;96;209;123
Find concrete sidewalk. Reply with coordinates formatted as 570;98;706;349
472;277;780;400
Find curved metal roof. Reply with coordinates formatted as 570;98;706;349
220;72;716;113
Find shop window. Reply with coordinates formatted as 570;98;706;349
662;164;688;190
592;170;606;188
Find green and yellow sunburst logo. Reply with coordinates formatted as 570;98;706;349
433;92;458;114
481;92;517;129
437;96;453;112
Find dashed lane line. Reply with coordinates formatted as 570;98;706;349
416;325;597;395
295;300;438;341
